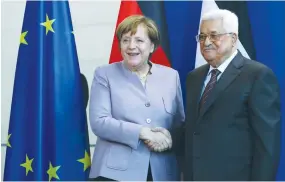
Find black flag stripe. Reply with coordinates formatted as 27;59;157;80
137;1;171;63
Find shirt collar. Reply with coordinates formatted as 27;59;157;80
207;50;238;76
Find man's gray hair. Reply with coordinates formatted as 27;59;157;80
201;9;239;35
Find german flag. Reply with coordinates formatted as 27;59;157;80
109;1;171;67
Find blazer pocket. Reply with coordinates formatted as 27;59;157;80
162;97;176;115
106;143;132;171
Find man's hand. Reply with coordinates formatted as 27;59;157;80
144;127;172;152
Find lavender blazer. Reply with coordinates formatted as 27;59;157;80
89;61;185;181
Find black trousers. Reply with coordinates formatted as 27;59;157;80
90;176;115;181
91;164;153;181
147;163;153;181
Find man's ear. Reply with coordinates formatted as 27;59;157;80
232;33;238;45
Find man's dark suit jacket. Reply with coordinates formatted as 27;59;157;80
178;51;281;181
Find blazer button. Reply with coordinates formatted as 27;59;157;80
146;118;151;124
145;102;150;107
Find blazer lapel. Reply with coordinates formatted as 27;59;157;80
120;61;147;94
199;52;245;117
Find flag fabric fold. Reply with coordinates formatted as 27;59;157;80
4;1;90;181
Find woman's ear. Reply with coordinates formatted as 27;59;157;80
150;43;155;53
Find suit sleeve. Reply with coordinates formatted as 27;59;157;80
89;67;143;149
249;67;281;180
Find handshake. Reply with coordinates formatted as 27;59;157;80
139;127;172;152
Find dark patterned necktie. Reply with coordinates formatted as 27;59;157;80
199;69;221;112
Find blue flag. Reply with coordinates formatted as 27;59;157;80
4;1;90;180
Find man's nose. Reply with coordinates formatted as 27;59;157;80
203;36;212;46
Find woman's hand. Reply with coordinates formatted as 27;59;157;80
142;127;172;152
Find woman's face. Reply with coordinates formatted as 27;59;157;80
120;24;154;68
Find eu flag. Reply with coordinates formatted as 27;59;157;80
4;1;91;180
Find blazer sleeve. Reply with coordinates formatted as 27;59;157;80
172;71;186;156
249;66;281;180
89;66;143;150
175;71;186;127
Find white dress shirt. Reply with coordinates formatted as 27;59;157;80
201;50;238;95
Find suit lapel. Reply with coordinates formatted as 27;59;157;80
190;65;209;120
199;52;245;117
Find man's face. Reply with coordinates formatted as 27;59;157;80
199;19;234;67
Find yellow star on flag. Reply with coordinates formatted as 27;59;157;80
7;134;12;148
20;154;34;176
77;150;91;171
20;31;28;45
47;162;61;181
40;14;56;35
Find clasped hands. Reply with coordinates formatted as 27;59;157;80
139;127;172;152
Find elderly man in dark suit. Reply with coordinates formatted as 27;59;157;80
153;8;282;181
177;9;281;181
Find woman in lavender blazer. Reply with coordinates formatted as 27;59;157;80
89;15;185;181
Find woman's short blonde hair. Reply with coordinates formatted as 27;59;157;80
116;15;160;50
